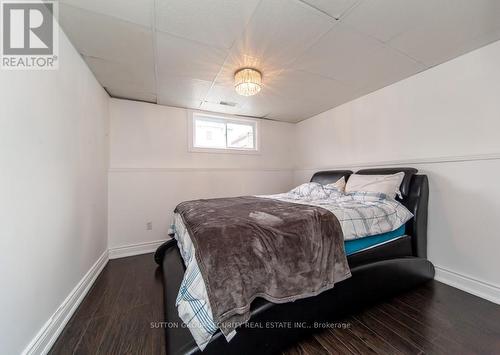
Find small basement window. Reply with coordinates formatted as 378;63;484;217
189;113;258;153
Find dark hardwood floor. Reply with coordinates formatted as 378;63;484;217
50;254;500;355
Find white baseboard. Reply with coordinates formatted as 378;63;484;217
22;240;166;354
22;250;109;355
434;265;500;305
108;239;167;259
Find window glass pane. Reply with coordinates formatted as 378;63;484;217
227;122;255;149
194;118;226;148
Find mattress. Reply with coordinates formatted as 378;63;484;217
345;225;406;255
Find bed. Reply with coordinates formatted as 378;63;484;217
154;167;434;355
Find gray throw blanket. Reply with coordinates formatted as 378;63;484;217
175;196;351;336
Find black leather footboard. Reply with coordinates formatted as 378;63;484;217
156;239;435;355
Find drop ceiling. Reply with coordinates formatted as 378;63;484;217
58;0;500;123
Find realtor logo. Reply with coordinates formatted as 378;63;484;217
1;0;58;69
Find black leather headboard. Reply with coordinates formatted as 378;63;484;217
309;167;428;258
310;170;353;185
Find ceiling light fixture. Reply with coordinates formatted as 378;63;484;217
234;68;262;96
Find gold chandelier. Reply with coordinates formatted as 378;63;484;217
234;68;262;96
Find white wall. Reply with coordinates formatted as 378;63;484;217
108;99;295;251
294;40;500;304
0;29;109;354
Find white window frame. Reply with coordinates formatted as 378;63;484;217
188;111;260;154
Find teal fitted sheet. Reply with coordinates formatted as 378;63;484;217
345;225;406;255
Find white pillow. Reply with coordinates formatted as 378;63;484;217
345;172;405;198
324;176;346;193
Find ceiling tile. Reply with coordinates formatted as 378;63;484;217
202;84;270;118
264;103;319;122
204;84;245;109
342;0;433;43
84;56;156;93
388;0;500;66
276;70;359;103
156;31;228;82
205;0;338;117
260;70;361;121
106;87;157;103
58;0;500;122
200;102;244;116
254;95;325;122
59;0;153;27
224;0;336;72
293;24;425;91
155;0;261;49
157;77;211;109
59;4;154;67
457;28;500;58
300;0;360;19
